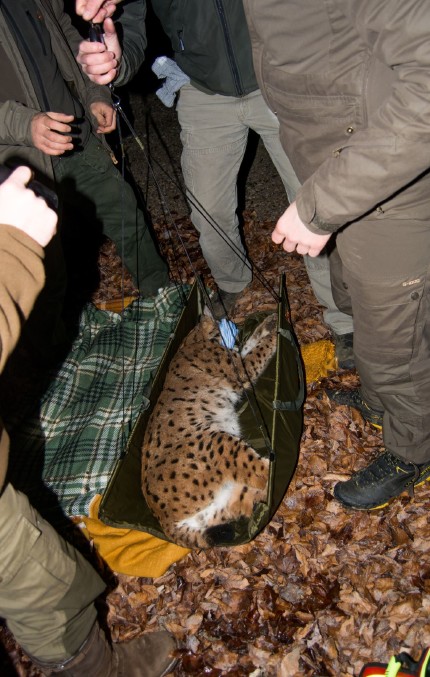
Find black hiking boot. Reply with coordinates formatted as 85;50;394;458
324;387;383;429
210;288;243;320
332;331;355;370
333;449;430;510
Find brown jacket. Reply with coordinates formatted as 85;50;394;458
0;225;45;491
243;0;430;234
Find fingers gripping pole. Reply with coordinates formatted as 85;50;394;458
88;23;146;152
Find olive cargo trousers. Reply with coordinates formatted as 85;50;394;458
53;133;169;298
0;483;105;663
334;215;430;464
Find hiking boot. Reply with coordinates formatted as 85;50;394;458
324;387;383;429
32;622;177;676
210;288;243;320
359;646;430;677
332;331;355;370
333;449;430;510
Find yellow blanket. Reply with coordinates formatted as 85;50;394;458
79;495;190;577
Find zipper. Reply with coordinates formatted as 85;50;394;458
214;0;244;96
26;10;47;57
177;29;185;51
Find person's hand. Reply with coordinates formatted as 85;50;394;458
272;202;331;257
31;112;75;156
90;101;116;133
77;18;121;84
0;166;57;247
75;0;120;23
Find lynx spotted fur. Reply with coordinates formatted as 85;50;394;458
141;312;277;548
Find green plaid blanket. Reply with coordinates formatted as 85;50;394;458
8;285;188;518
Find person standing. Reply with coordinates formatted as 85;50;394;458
0;165;177;676
0;0;169;324
75;0;355;369
240;0;430;510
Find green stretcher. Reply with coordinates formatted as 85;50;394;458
100;275;304;547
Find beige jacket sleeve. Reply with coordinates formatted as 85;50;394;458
0;224;45;491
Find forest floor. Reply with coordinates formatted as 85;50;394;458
1;91;429;677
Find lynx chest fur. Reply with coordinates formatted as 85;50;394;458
141;313;277;548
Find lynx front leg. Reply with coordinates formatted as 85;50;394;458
240;314;277;382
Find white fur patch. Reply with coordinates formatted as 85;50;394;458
209;390;241;437
176;481;236;530
240;334;260;357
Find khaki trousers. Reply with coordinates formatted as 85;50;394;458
176;83;353;335
0;483;105;663
336;216;430;463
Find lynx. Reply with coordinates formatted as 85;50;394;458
141;312;277;549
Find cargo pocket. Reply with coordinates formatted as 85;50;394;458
0;510;75;613
344;268;426;374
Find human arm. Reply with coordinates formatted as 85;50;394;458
77;1;147;87
0;100;41;149
296;0;430;233
90;101;116;133
43;1;114;114
0;99;74;156
272;202;331;257
0;166;57;372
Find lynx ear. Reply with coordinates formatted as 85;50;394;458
199;312;219;340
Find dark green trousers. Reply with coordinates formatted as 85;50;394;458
53;134;169;297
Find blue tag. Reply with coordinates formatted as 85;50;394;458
218;319;239;349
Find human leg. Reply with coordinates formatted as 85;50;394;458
243;89;300;204
53;135;169;297
0;483;104;663
176;83;252;293
0;483;177;676
333;217;430;508
244;90;354;340
304;250;354;337
322;244;355;368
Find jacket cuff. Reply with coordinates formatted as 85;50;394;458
19;106;40;148
113;57;128;87
295;179;339;235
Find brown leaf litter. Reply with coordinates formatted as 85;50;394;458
1;101;430;677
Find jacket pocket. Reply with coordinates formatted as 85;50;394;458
265;83;362;182
168;0;187;52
